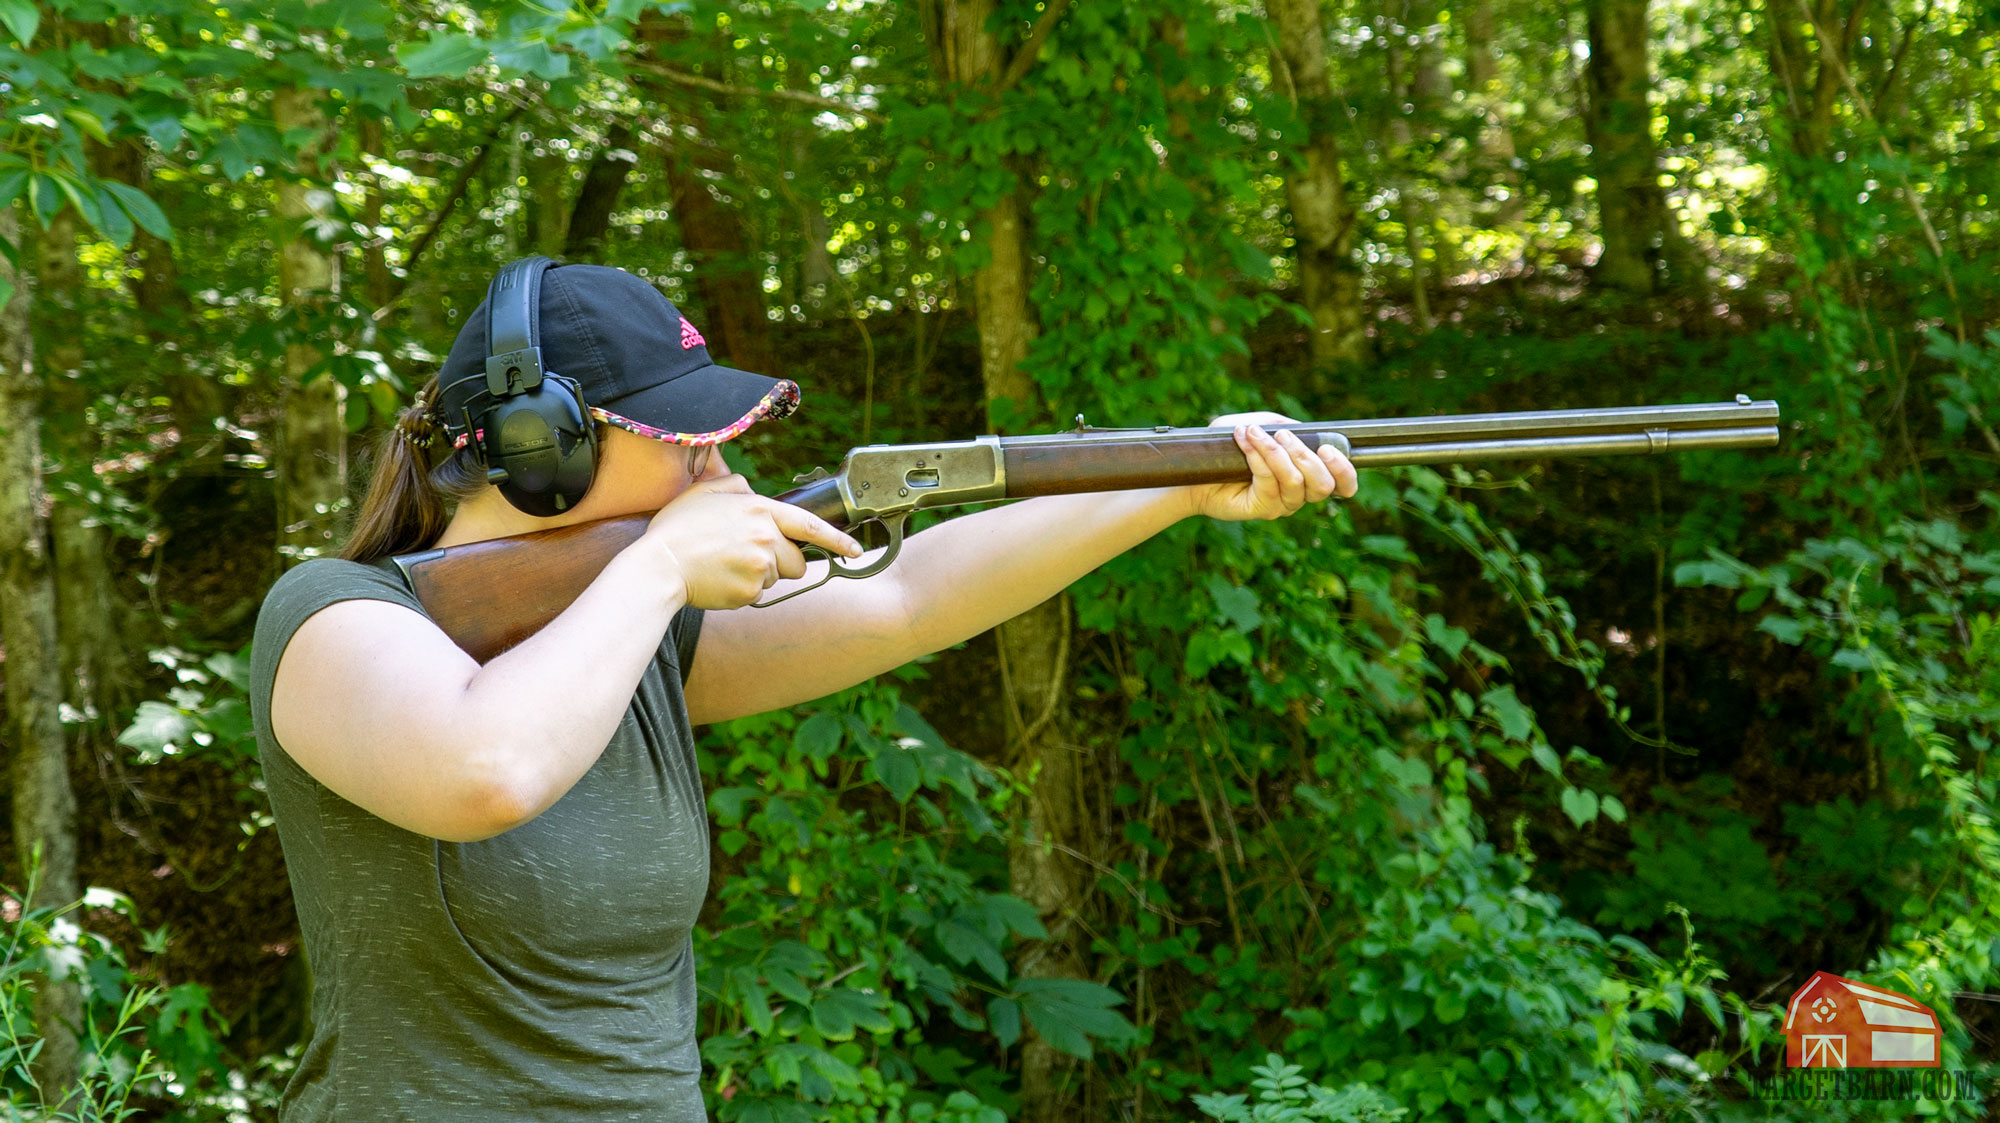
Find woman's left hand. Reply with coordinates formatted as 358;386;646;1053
1184;410;1359;522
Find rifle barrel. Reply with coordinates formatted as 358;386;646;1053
996;399;1780;497
1342;425;1778;466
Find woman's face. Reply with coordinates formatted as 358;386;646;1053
579;424;733;518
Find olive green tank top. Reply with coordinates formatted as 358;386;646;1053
248;557;710;1122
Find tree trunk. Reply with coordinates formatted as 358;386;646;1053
1383;1;1435;333
934;4;1088;1119
0;205;83;1110
359;115;392;311
636;17;782;376
37;211;137;736
563;122;635;260
1464;0;1525;227
661;157;781;376
274;87;346;564
784;64;836;310
1266;0;1366;370
95;138;227;465
527;147;570;258
1581;0;1700;294
1765;0;1848;162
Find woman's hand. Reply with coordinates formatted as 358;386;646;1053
1184;410;1359;522
639;474;863;610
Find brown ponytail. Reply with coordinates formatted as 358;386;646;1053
338;375;489;563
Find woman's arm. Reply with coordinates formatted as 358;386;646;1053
269;547;686;842
685;417;1353;723
269;477;862;842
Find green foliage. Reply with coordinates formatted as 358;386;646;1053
1193;1054;1406;1123
693;676;1136;1119
18;0;2000;1118
0;861;236;1121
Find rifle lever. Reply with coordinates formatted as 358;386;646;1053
750;511;910;608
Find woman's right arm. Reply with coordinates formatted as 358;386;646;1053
268;476;861;843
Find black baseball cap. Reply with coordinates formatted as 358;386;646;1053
435;262;798;451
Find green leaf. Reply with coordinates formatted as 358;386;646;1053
1560;786;1600;827
396;32;489;78
873;744;919;802
793;711;842;762
987;996;1021;1048
102;180;173;242
0;169;26;212
491;39;570;81
91;183;133;247
982;894;1048;941
0;0;38;47
1756;615;1806;644
1433;989;1469;1024
937;920;1008;983
30;175;60;225
1203;574;1263;633
810;988;892;1040
1480;685;1535;742
118;700;194;759
1015;977;1137;1060
707;786;758;825
1530;743;1561;775
1672;559;1741;589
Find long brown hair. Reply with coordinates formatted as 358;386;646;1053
339;375;489;563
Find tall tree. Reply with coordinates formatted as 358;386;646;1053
1266;0;1367;370
930;2;1084;1118
273;85;345;563
96;137;227;466
0;207;83;1108
643;17;782;377
1464;0;1525;228
1580;0;1698;294
1383;0;1448;331
563;121;637;260
38;210;138;752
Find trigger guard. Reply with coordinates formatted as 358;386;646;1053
805;514;906;580
751;513;909;608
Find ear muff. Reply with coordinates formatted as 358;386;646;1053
470;256;599;516
482;375;598;517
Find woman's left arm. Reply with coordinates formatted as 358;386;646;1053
683;415;1354;724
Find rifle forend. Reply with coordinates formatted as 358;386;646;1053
393;396;1780;661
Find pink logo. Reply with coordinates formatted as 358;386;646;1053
680;319;706;350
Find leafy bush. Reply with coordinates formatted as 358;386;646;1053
0;863;226;1122
1193;1054;1406;1123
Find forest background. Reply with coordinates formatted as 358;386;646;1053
1;0;1997;1119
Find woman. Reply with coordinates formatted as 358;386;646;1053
248;261;1356;1121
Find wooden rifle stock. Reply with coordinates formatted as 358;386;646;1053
392;397;1781;662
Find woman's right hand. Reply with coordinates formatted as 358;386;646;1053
640;474;863;610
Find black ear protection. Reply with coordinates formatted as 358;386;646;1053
460;256;599;517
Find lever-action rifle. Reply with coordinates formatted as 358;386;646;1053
393;396;1781;662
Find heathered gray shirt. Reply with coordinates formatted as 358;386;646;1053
248;557;710;1122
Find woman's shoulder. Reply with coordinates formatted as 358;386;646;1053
252;558;427;674
261;555;420;612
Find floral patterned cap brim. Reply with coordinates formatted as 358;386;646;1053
588;379;801;447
